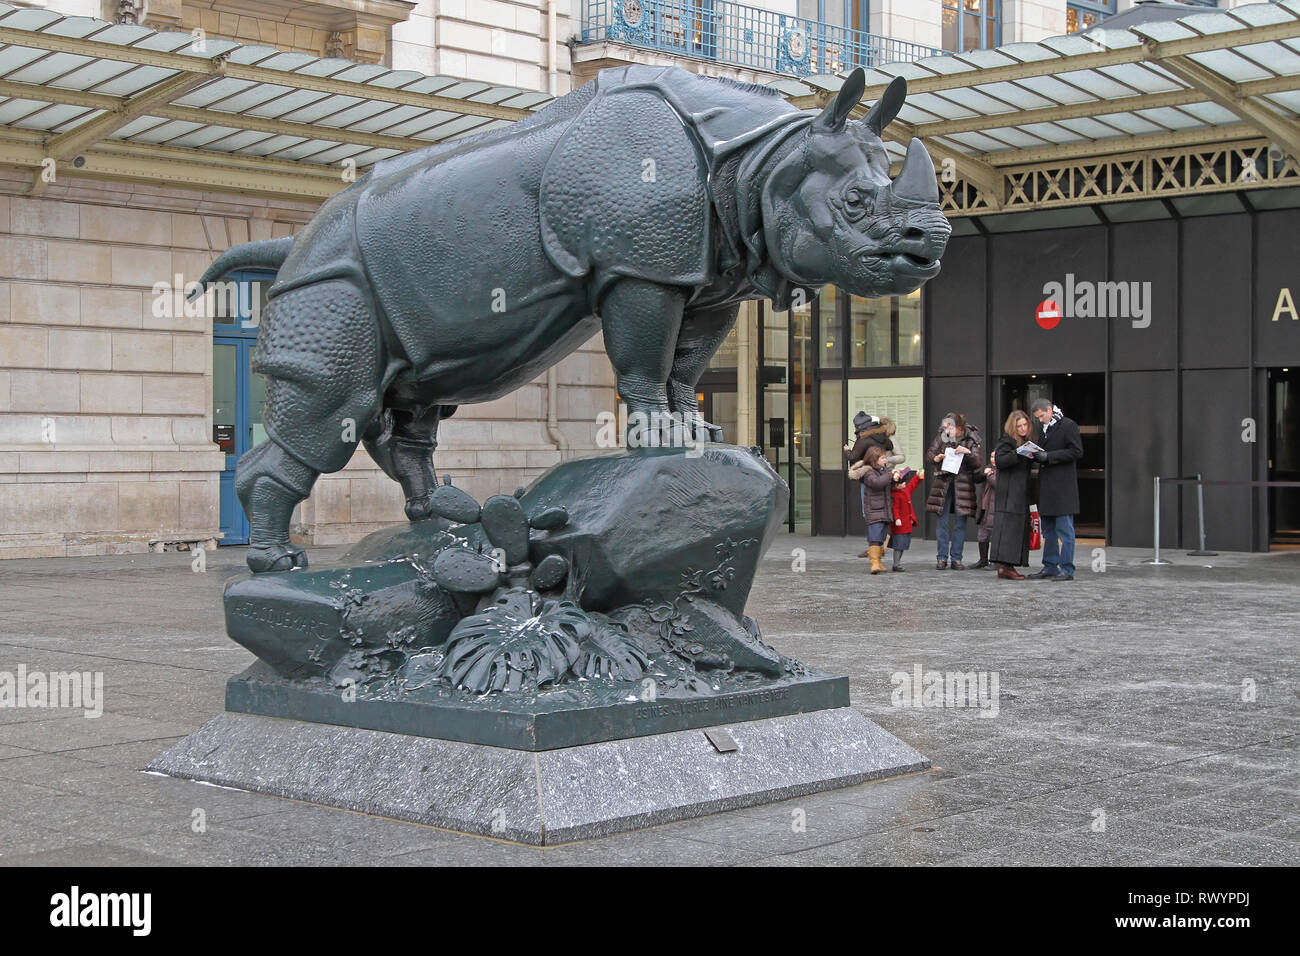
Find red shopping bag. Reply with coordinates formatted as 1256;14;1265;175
1029;505;1042;551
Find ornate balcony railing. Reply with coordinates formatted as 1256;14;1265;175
580;0;940;77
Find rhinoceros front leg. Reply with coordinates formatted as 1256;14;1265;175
600;278;686;448
667;302;740;443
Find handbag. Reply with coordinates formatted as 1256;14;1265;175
1029;505;1042;551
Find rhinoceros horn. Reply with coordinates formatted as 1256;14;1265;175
864;75;907;136
892;137;939;204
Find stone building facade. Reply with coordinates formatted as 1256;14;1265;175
0;0;1208;558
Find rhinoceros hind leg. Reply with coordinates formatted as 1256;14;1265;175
363;406;443;521
245;278;384;571
236;440;317;572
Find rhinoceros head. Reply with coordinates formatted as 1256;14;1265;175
761;69;951;298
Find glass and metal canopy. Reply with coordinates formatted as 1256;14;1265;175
776;0;1300;215
0;2;552;199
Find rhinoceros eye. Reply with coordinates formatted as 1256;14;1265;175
842;186;868;222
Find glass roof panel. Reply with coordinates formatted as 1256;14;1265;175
90;65;177;96
7;53;95;85
348;104;423;132
1175;101;1245;126
388;111;462;138
973;80;1058;110
1011;74;1104;105
0;9;63;30
243;90;332;118
977;125;1054;148
1053;116;1131;140
954;49;1020;70
1234;3;1297;27
239;134;309;155
1186;48;1273;83
11;102;89;130
1132;106;1204;130
936;86;1024;114
165;125;246;148
1017;121;1084;144
0;99;46;124
44;59;132;91
1096;62;1184;92
997;43;1064;63
1233;40;1300;75
1051;69;1138;99
1263;89;1300;113
942;129;1021;152
1098;112;1167;135
1130;22;1197;42
904;92;977;121
122;118;200;143
172;78;258;108
907;56;971;76
1179;11;1258;36
43;17;109;39
0;47;48;76
271;139;347;161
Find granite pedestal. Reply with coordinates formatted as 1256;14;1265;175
148;708;930;845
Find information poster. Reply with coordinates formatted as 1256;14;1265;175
845;377;925;473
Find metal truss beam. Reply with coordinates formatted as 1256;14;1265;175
42;69;218;162
0;132;344;201
0;79;436;155
908;74;1300;141
938;138;1297;217
0;26;533;122
1153;51;1300;161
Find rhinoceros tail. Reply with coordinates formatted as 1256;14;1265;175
188;237;294;300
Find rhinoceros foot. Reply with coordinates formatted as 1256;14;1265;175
404;493;436;521
247;543;308;573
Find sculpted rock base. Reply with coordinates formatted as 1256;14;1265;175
222;446;815;736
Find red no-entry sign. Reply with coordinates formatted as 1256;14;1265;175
1036;299;1062;330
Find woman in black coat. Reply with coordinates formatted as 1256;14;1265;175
989;410;1041;580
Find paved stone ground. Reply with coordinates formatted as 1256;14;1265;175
0;534;1296;866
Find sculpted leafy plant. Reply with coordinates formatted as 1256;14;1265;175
436;595;583;693
434;591;649;693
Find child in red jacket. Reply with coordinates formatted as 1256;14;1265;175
888;467;923;572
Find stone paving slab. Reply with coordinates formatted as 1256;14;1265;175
0;536;1296;865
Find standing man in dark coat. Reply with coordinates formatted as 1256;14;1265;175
1026;398;1084;581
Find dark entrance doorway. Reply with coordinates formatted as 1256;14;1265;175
998;372;1106;538
697;369;738;446
212;270;275;545
1268;366;1300;546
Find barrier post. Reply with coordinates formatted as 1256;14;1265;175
1145;475;1173;565
1188;472;1218;557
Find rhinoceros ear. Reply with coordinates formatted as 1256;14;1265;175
864;75;907;136
814;68;866;133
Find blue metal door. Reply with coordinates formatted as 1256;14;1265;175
212;269;274;546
